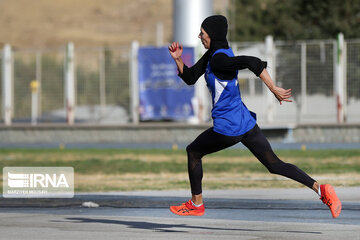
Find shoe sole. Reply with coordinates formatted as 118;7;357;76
326;185;342;218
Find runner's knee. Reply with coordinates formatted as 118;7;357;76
186;144;203;170
266;162;284;174
186;144;202;159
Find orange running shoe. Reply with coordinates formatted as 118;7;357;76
170;200;205;216
320;184;342;218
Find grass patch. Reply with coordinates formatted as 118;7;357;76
0;148;359;192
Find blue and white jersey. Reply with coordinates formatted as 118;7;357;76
205;48;256;136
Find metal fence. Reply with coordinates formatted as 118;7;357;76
5;46;130;124
346;40;360;122
232;38;360;125
1;37;360;126
73;46;130;124
0;53;2;119
275;40;336;124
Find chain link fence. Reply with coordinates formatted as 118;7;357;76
232;38;360;125
346;40;360;122
0;53;2;118
275;40;337;124
73;46;130;124
5;46;130;124
1;38;360;125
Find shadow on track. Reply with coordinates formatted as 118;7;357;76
54;217;322;234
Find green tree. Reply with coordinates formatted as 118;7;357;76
229;0;360;41
229;0;360;100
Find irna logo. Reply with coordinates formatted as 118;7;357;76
3;167;74;198
7;172;70;188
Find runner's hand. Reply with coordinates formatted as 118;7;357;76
168;42;183;59
272;87;292;105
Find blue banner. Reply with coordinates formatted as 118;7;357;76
138;47;195;121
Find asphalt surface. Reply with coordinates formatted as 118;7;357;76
0;187;360;240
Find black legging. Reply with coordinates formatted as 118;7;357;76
186;124;316;195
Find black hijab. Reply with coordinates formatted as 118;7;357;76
201;15;229;56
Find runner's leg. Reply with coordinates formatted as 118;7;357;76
187;127;243;199
241;125;316;189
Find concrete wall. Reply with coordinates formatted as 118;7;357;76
0;123;359;144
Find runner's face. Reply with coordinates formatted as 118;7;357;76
198;28;211;49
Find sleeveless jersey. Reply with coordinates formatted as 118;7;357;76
204;48;256;136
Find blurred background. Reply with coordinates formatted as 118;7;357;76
1;0;360;147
